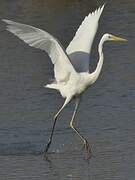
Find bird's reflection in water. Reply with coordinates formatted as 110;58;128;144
46;150;92;180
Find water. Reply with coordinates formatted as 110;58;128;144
0;0;134;179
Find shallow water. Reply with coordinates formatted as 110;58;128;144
0;0;135;179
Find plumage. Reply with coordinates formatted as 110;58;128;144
2;5;127;159
66;5;104;72
2;19;76;84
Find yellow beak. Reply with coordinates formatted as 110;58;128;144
111;35;128;42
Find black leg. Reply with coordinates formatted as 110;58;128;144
43;96;72;159
43;115;57;158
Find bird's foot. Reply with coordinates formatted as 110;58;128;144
43;139;51;159
82;139;92;160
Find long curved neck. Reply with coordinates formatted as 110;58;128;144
90;37;105;83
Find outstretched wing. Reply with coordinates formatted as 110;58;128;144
66;5;105;72
2;19;76;83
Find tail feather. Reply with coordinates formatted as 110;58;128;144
44;83;58;90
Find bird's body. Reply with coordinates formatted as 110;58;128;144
2;4;127;159
46;72;92;98
45;33;107;100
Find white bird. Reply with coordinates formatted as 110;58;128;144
2;5;127;159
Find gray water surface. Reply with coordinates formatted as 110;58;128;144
0;0;135;179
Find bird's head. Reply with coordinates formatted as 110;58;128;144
103;33;128;42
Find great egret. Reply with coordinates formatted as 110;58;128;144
2;4;127;159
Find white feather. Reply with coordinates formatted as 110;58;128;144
66;5;105;72
2;19;76;83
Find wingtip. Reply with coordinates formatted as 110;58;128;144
101;2;107;9
2;19;6;23
94;4;105;17
99;3;106;12
2;19;11;24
